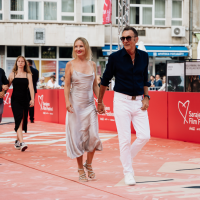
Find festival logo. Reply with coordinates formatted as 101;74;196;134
178;100;190;124
3;92;11;106
178;100;200;128
38;95;53;111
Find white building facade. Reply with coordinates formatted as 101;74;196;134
0;0;190;84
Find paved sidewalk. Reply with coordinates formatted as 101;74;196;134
0;120;200;200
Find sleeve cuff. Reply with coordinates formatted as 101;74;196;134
101;79;110;87
144;82;151;87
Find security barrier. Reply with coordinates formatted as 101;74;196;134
3;90;200;143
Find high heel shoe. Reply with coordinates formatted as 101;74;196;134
83;160;96;180
78;168;88;182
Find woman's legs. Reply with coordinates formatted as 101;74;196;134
86;149;96;178
76;155;85;176
17;119;24;143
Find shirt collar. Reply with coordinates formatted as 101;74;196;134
122;47;140;57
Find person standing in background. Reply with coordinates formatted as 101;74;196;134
149;75;155;87
8;56;35;151
0;68;9;123
27;59;39;123
158;76;166;91
154;74;162;88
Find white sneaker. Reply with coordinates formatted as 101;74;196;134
124;173;136;185
20;142;28;152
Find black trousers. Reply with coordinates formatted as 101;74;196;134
28;106;34;121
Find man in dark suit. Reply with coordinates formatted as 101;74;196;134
27;59;39;123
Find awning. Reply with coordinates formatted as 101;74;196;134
102;45;189;57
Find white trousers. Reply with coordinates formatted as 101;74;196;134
114;92;150;175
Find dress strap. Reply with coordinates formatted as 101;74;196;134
26;72;27;78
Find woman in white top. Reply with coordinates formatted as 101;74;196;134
47;76;60;89
158;76;166;91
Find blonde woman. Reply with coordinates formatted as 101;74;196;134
64;37;103;182
8;56;34;152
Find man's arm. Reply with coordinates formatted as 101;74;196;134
1;69;9;94
97;54;114;114
141;54;150;110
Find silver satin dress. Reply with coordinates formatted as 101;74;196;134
66;67;103;159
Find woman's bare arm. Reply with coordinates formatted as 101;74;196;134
64;62;73;113
92;62;99;99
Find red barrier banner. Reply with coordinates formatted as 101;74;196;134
35;89;59;123
58;89;66;124
168;92;200;143
95;91;117;132
148;91;168;139
2;89;13;117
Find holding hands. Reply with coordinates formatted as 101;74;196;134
97;102;105;114
2;85;8;91
0;85;9;98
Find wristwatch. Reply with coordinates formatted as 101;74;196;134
144;95;150;100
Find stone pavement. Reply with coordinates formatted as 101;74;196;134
0;120;200;200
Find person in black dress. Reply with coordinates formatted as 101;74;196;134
27;59;39;123
8;56;35;152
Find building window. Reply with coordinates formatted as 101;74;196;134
59;47;73;58
25;46;39;58
7;46;22;57
172;0;182;26
154;0;165;25
0;0;2;20
44;2;57;21
28;1;42;20
10;0;24;20
61;0;75;21
116;0;165;26
82;0;96;22
130;0;153;25
41;46;57;59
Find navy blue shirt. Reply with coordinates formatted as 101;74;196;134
101;48;150;96
154;80;162;87
0;68;9;104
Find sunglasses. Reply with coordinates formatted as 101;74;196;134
120;36;136;42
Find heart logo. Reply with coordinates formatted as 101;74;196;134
38;95;44;110
178;100;190;124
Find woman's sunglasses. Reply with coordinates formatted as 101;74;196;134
120;36;135;42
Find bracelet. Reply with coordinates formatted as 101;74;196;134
98;102;103;104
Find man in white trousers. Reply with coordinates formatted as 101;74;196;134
98;26;150;185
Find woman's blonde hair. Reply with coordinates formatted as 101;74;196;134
12;56;32;74
162;76;166;84
72;37;92;60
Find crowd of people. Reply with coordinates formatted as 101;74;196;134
37;75;65;89
149;74;166;91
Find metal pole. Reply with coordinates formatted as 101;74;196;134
118;0;130;50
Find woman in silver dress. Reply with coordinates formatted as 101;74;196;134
64;37;103;182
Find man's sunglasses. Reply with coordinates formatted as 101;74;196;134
120;36;136;42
